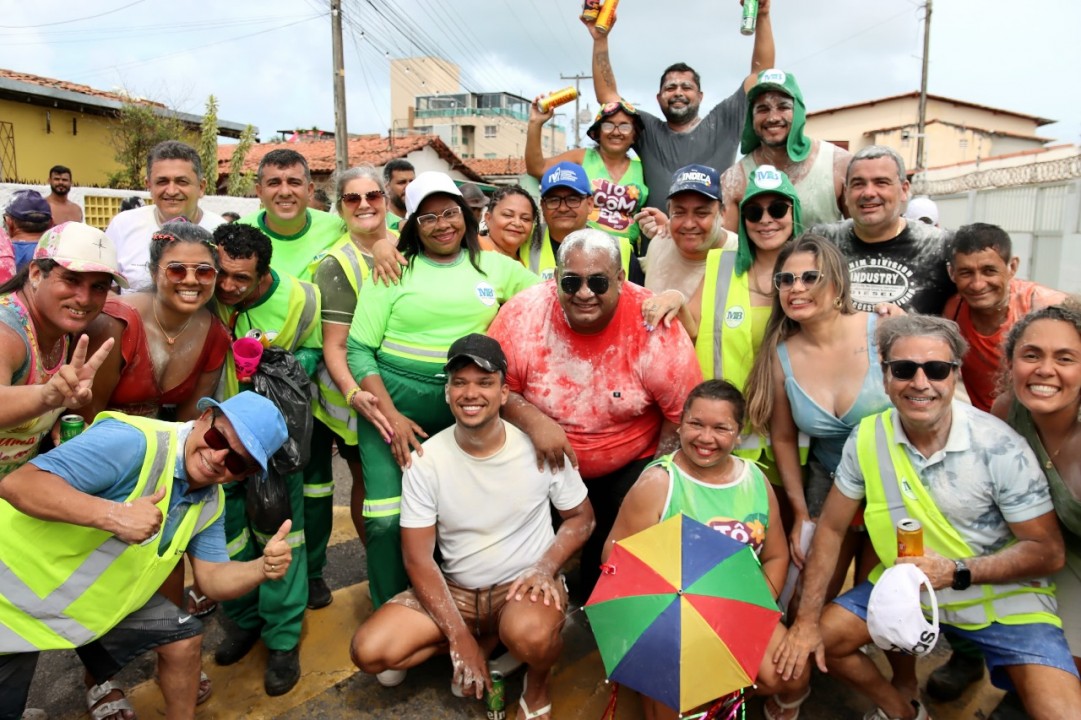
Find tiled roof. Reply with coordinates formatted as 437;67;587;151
808;91;1054;126
217;134;484;181
0;68;165;108
464;157;526;177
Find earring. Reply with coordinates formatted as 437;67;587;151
31;281;39;291
833;296;843;308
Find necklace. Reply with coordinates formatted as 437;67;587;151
152;301;194;346
749;270;775;298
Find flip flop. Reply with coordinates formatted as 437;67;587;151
86;681;135;720
763;687;812;720
186;588;217;618
518;673;552;720
197;671;213;705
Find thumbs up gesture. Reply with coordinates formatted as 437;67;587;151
261;519;293;580
107;483;166;544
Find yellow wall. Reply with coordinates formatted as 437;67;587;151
1;99;123;185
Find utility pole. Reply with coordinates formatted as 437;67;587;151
560;72;592;148
915;0;932;179
331;0;349;175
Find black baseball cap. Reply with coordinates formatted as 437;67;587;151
444;334;507;374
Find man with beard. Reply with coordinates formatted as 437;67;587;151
44;165;83;224
383;159;415;233
720;69;850;230
584;0;775;211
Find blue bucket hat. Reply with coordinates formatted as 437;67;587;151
197;392;288;478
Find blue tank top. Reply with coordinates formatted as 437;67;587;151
777;313;891;471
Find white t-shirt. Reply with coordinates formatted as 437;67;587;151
105;205;225;293
400;421;588;588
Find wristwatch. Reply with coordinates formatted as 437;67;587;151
951;559;972;591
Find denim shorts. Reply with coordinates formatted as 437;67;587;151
833;579;1079;690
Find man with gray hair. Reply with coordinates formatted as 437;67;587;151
106;140;225;293
811;145;954;315
488;228;702;598
776;314;1081;720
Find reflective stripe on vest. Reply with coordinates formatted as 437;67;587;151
380;340;448;362
859;411;1058;630
0;418;223;651
523;227;632;280
291;281;319;353
362;496;402;519
226;527;251;559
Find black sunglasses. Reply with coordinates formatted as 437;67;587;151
773;270;822;290
741;200;792;224
340;190;385;205
882;360;959;381
204;423;256;475
560;273;610;296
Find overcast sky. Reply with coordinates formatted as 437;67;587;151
3;0;1079;149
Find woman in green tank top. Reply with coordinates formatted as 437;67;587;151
996;302;1081;672
603;380;811;720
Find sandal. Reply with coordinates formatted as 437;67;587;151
197;671;213;705
518;673;552;720
186;587;217;618
763;687;811;720
86;681;135;720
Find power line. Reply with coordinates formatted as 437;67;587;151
0;0;148;29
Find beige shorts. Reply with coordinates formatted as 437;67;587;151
388;575;568;638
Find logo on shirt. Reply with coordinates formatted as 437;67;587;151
540;268;555;281
475;282;497;306
724;306;746;328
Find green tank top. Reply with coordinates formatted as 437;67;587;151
654;453;770;555
581;148;648;249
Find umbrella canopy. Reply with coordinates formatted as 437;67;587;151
584;513;781;713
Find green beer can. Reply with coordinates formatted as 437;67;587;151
485;671;506;720
60;414;85;443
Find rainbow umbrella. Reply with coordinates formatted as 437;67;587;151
584;513;781;713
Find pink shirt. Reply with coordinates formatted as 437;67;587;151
489;281;703;479
0;232;15;285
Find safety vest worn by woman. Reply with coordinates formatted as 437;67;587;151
857;409;1058;630
0;413;224;652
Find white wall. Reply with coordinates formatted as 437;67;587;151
0;183;261;224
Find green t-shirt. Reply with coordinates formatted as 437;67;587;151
346;250;538;379
239;209;345;282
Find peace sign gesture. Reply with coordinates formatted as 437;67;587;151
41;334;115;410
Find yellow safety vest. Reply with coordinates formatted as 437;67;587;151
0;413;223;651
696;249;808;465
520;227;632;280
858;410;1059;630
312;238;371;446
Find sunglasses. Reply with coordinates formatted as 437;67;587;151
416;206;463;227
742;200;792;224
163;262;217;285
560;273;610;296
882;359;959;381
204;423;256;475
341;190;385;206
773;270;822;290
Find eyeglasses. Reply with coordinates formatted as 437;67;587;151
882;359;959;381
742;200;792;224
541;195;586;210
773;270;822;290
601;122;634;134
203;423;256;475
559;273;610;295
416;206;463;227
163;262;218;285
341;190;385;206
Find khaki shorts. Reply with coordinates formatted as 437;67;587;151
388;575;568;638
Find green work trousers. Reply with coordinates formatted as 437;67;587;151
304;418;335;579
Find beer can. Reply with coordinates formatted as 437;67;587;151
485;671;506;720
580;0;601;21
740;0;758;36
537;86;578;113
595;0;619;34
897;518;924;558
60;414;85;443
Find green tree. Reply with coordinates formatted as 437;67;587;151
106;102;186;189
198;95;220;193
226;124;257;197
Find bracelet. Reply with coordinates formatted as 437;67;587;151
345;386;361;407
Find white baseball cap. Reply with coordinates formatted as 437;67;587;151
903;196;939;226
867;564;940;657
404;171;462;217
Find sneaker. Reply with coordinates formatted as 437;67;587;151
307;577;333;609
987;691;1028;720
214;625;261;666
864;700;929;720
376;668;407;687
926;649;984;701
265;647;300;696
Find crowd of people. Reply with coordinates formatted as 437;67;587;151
0;3;1080;720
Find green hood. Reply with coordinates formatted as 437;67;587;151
735;165;802;276
739;69;811;163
